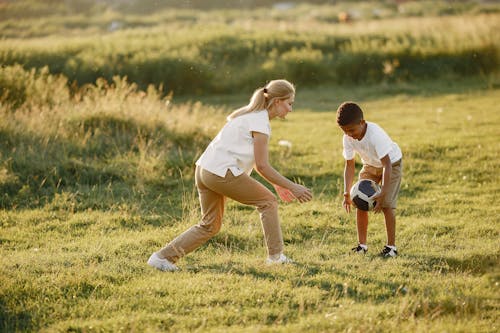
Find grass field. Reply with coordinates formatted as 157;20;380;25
1;76;499;332
1;0;500;332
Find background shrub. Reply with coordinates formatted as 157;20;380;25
0;1;498;95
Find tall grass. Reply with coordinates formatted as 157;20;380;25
0;64;224;210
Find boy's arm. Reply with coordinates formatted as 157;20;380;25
343;159;356;213
373;154;392;213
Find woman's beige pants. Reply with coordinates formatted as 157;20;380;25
158;166;283;263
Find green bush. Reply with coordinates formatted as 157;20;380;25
1;2;499;94
2;25;497;94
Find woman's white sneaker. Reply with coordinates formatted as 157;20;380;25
147;252;179;271
266;253;294;265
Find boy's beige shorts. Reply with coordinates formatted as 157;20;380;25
359;159;403;209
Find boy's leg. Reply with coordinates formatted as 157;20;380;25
381;161;402;248
356;209;369;245
382;208;396;246
357;164;381;247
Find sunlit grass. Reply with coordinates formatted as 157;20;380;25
0;1;499;330
1;72;499;331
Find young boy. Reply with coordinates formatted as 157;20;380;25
336;102;403;257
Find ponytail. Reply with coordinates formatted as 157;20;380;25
227;79;295;120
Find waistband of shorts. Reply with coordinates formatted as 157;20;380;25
392;159;402;167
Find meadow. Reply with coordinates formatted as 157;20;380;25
1;1;499;94
1;1;499;332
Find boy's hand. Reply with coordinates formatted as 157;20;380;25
372;191;386;213
342;192;352;213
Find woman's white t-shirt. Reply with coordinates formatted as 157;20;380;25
342;121;402;168
196;110;271;177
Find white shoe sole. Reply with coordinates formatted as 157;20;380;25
147;253;179;272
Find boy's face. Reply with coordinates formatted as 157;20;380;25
340;120;367;140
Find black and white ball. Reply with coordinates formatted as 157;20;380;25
350;179;381;211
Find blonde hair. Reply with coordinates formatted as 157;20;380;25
227;79;295;120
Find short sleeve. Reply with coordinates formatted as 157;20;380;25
342;135;355;160
373;127;392;159
248;111;271;136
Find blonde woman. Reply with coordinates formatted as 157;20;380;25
148;79;313;271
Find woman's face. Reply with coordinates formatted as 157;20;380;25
270;95;294;119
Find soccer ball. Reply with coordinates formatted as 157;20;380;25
350;179;381;211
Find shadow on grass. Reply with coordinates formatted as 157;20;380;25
0;115;205;211
186;259;406;303
0;297;34;332
404;252;499;275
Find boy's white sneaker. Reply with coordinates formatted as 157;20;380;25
351;244;368;254
147;252;179;271
380;245;398;258
266;253;294;265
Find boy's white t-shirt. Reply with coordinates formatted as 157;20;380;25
196;110;271;177
343;121;402;168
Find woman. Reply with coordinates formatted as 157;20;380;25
148;79;313;271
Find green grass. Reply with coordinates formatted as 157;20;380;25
1;75;499;332
1;2;498;93
1;1;499;331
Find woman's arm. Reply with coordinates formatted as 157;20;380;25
253;132;312;202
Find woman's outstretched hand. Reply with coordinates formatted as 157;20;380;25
274;185;295;202
291;184;313;203
274;184;312;203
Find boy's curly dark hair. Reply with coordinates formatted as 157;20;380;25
336;102;364;126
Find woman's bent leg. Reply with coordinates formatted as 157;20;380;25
202;169;283;257
158;167;225;263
